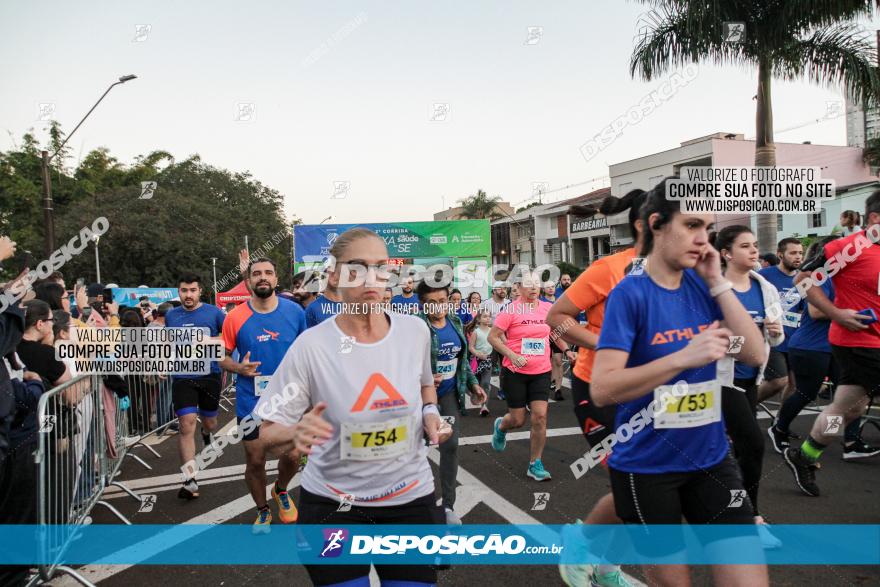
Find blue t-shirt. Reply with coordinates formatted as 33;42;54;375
391;294;420;314
305;294;341;328
455;306;473;325
597;269;727;474
732;279;765;380
164;303;226;378
222;298;307;418
435;320;463;398
758;265;804;353
789;280;835;354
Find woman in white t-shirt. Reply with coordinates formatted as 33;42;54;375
258;227;451;586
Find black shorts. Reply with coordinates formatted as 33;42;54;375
610;456;756;557
298;488;441;586
172;373;221;418
571;374;616;448
831;345;880;398
500;368;550;408
236;416;259;442
763;349;790;381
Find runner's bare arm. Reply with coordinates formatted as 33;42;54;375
259;420;298;455
591;323;731;407
218;349;261;376
546;296;598;349
262;402;333;456
488;325;522;364
797;270;870;331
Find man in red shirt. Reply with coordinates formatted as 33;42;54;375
784;191;880;496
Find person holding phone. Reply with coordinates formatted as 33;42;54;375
416;278;487;525
590;180;768;586
785;191;880;496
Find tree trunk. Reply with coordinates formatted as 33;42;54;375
755;57;778;253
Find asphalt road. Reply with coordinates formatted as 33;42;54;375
55;379;880;587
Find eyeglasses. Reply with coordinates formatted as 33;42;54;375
41;317;55;323
335;260;392;284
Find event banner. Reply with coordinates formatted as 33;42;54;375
110;287;179;306
294;220;491;262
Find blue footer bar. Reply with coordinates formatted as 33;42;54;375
1;524;877;565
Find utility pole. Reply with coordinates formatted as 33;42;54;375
40;75;137;257
211;257;218;304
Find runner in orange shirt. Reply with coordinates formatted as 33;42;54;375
547;188;646;587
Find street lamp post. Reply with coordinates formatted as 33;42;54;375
211;257;218;304
93;235;101;284
41;74;137;257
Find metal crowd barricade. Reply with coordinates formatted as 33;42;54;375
27;366;238;585
30;374;139;587
122;369;237;458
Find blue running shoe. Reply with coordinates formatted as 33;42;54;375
491;417;507;452
527;459;552;481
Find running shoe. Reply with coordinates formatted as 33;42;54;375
559;522;591;587
491;417;507;452
177;479;199;500
272;483;298;523
497;390;506;401
444;507;462;525
589;566;633;587
783;447;820;497
756;523;782;550
479;405;490;417
201;430;214;448
767;425;791;455
252;507;272;534
842;441;880;461
553;388;564;402
527;459;552;481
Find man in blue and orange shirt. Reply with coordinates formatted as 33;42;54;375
221;257;307;532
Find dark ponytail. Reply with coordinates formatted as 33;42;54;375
640;178;680;255
600;188;647;241
712;225;753;256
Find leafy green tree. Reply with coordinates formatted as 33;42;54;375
631;0;880;252
1;126;293;291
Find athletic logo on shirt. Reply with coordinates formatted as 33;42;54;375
650;323;712;345
256;328;280;342
351;373;407;412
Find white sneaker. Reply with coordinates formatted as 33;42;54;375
444;507;462;525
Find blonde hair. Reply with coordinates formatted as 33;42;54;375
328;227;385;262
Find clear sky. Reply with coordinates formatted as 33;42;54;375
2;1;877;224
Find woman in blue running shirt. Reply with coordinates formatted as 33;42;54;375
712;225;784;549
591;180;769;587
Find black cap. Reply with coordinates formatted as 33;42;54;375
87;283;105;297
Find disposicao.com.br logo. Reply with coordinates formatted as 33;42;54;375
341;533;554;556
320;528;348;558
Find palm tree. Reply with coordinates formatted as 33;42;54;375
457;188;503;219
863;135;880;172
631;0;880;252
